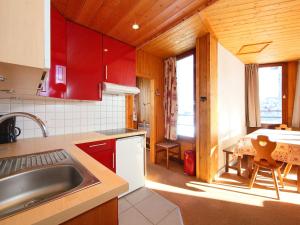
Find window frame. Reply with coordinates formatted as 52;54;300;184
258;62;288;126
176;49;196;140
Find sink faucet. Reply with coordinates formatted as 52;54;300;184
0;112;49;137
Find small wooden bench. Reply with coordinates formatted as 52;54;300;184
223;146;242;176
155;141;181;169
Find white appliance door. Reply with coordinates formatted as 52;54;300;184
116;136;145;197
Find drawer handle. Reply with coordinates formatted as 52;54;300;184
113;152;115;169
89;143;107;148
105;65;108;80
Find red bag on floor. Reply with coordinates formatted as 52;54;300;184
184;150;196;176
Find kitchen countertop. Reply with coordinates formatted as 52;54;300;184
0;129;146;225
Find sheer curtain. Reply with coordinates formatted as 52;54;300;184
164;57;178;140
292;61;300;128
245;64;261;127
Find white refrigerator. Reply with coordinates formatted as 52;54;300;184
116;135;145;197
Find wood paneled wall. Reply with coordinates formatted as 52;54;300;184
287;61;298;127
195;33;219;182
127;50;164;163
125;95;136;129
178;139;196;160
136;78;151;123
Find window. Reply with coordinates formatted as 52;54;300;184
258;66;283;124
176;53;195;137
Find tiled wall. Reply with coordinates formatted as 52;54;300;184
0;95;126;139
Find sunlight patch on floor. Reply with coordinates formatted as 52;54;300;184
187;179;300;205
145;180;205;197
146;179;267;207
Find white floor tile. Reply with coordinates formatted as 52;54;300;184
157;208;184;225
125;187;154;205
135;192;177;224
119;207;153;225
118;197;132;214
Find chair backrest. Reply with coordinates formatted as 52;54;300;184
251;135;277;166
275;124;292;131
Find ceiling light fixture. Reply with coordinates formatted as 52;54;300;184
132;23;140;30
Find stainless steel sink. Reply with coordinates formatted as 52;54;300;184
0;149;100;219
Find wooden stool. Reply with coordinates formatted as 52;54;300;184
155;141;181;169
223;146;242;176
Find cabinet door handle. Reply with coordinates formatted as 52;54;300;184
105;65;108;80
112;152;115;169
89;143;107;148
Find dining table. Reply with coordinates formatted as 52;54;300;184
234;128;300;192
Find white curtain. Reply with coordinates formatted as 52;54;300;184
245;64;261;127
292;61;300;128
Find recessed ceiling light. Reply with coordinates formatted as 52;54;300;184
132;23;140;30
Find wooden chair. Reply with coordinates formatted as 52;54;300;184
223;146;242;176
249;135;284;200
283;163;293;178
155;141;181;169
275;124;293;177
275;124;292;131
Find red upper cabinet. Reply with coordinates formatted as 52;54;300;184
103;35;136;87
66;21;103;100
40;5;67;98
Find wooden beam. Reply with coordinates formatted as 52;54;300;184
195;33;218;183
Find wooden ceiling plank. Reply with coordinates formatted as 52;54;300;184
132;0;204;44
142;17;203;48
107;0;155;35
209;9;300;29
140;12;207;57
76;0;105;25
215;22;300;38
205;0;297;16
64;0;86;21
143;29;202;52
51;0;215;47
88;5;115;33
201;0;300;63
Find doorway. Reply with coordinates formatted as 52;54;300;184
126;77;157;162
135;77;151;150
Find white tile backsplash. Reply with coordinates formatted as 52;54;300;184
0;95;126;139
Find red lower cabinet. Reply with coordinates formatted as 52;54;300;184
76;139;116;172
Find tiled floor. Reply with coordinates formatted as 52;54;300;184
119;187;184;225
